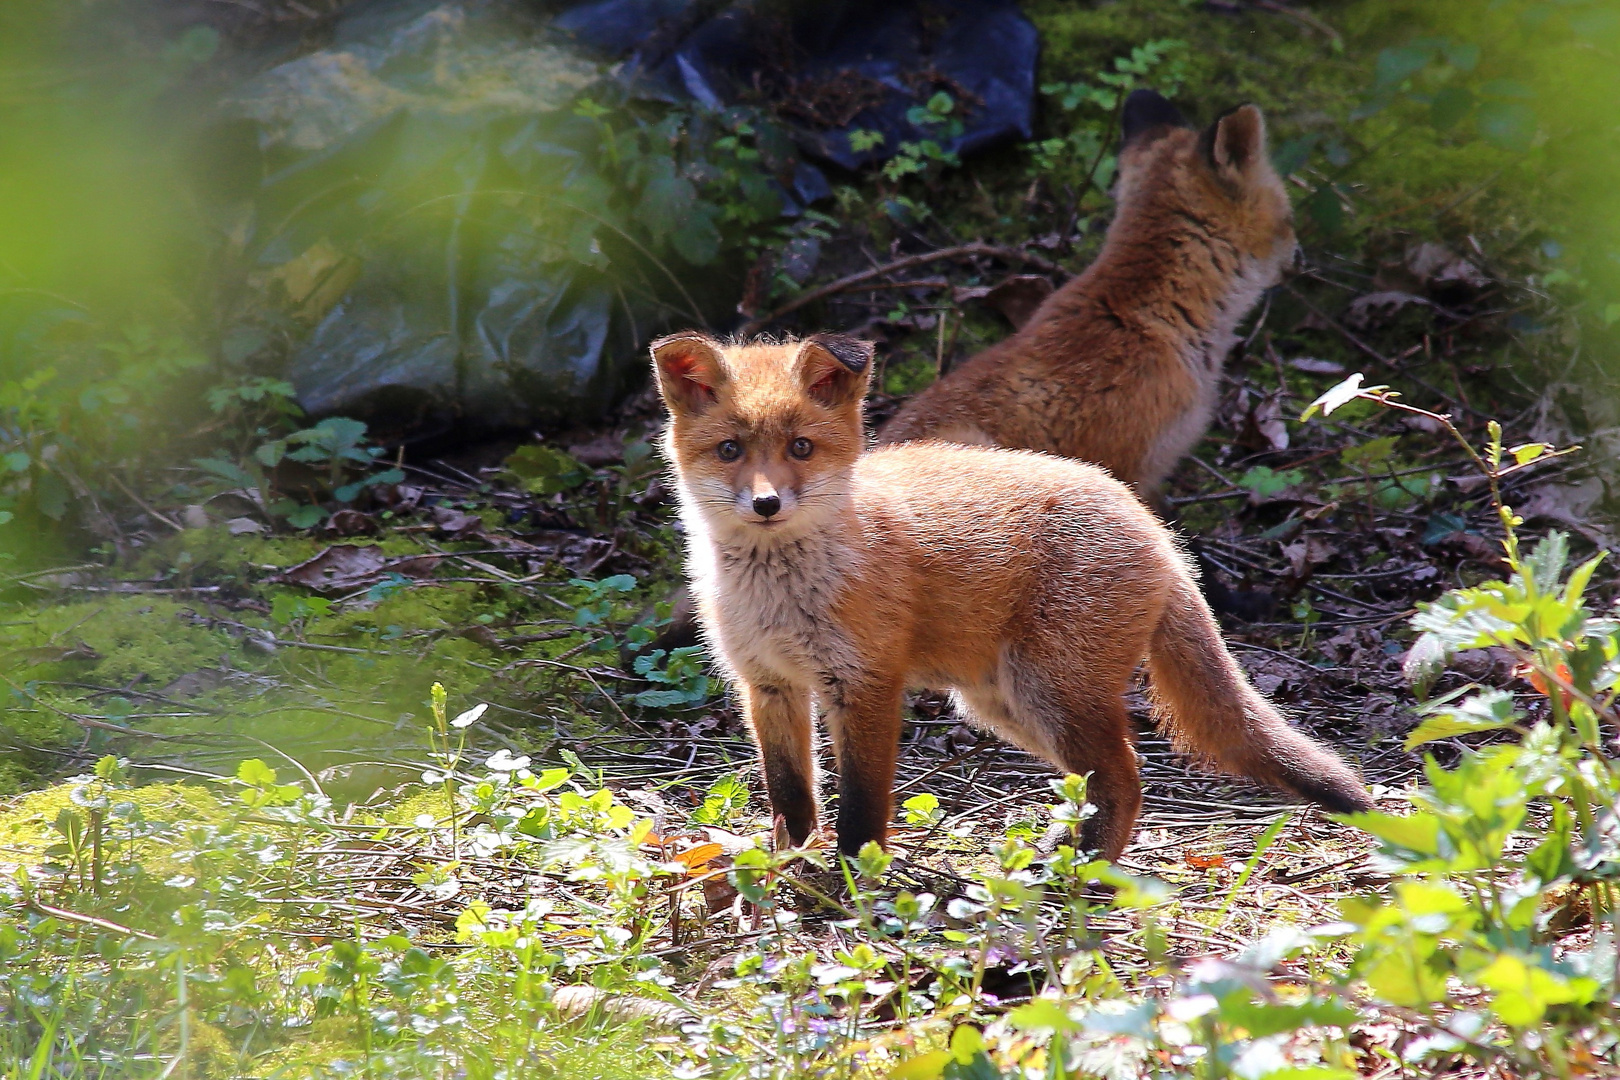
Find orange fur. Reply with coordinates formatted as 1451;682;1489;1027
879;96;1297;498
652;332;1370;860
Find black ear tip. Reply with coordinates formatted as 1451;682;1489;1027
809;333;874;373
1121;89;1190;144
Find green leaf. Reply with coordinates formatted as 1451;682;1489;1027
631;689;697;708
35;471;69;520
1341;435;1399;470
1524;531;1569;594
1562;552;1605;607
1303;183;1345;234
3;451;30;473
888;1052;951;1080
669;208;721;266
1429;86;1474;130
284;504;325;529
1344;809;1440;856
1271;134;1317;177
1006;997;1077;1034
1404;692;1519;750
1442;40;1480;71
902;792;943;826
237;759;277;787
1476;101;1536;151
1374;43;1435;88
255;441;286;468
1238;465;1305;498
1508;442;1548;466
1300;373;1366;421
504;445;587;495
634;159;695;241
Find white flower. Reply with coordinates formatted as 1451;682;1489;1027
451;702;489;729
485;749;531;773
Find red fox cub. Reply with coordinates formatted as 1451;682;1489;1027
651;331;1371;860
881;90;1298;497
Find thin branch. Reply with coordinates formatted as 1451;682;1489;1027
107;472;184;532
739;243;1067;337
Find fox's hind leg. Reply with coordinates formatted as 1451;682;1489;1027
1046;700;1143;863
958;671;1143;862
742;680;818;845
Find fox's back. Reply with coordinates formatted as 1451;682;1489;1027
850;443;1178;596
877;102;1294;494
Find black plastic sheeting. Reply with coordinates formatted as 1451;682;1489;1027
558;0;1038;170
221;0;1036;432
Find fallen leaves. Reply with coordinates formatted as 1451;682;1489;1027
268;544;442;594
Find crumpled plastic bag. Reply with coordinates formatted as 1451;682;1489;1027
216;0;1035;432
556;0;1037;169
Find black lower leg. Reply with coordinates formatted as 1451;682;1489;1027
763;755;817;844
835;763;892;857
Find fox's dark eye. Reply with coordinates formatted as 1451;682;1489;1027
716;440;742;462
789;437;813;460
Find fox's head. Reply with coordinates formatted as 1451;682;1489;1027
1115;90;1298;287
650;332;873;543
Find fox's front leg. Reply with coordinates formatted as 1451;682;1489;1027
741;679;818;844
823;680;906;857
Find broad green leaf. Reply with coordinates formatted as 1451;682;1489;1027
1562;552;1605;606
1404;712;1514;750
1476;101;1536;151
1340;435;1399;469
237;759;277;787
1006;997;1077;1034
1374;44;1435;88
1508;442;1549;466
1429;86;1474;130
888;1051;951;1080
505;444;588;495
1344;809;1440;856
1405;689;1519;750
1238;465;1305;498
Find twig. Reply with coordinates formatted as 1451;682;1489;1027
1251;0;1342;44
739;243;1066;336
24;898;160;941
1284;286;1488;420
107;472;184;532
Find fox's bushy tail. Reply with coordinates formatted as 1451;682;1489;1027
1145;574;1373;815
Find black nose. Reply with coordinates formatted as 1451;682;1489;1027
753;494;781;518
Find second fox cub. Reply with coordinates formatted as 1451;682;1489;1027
653;332;1371;861
881;90;1298;495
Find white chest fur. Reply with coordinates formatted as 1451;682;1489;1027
684;518;859;691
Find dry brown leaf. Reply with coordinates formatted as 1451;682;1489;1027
269;544;441;594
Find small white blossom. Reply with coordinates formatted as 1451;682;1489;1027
451;702;489;729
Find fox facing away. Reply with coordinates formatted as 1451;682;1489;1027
881;90;1298;496
652;331;1371;861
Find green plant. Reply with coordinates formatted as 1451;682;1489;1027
883;93;967;183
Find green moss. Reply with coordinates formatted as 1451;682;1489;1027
0;778;228;859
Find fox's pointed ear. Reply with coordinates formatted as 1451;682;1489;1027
1121;89;1190;146
651;332;725;415
797;334;874;408
1200;104;1267;174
